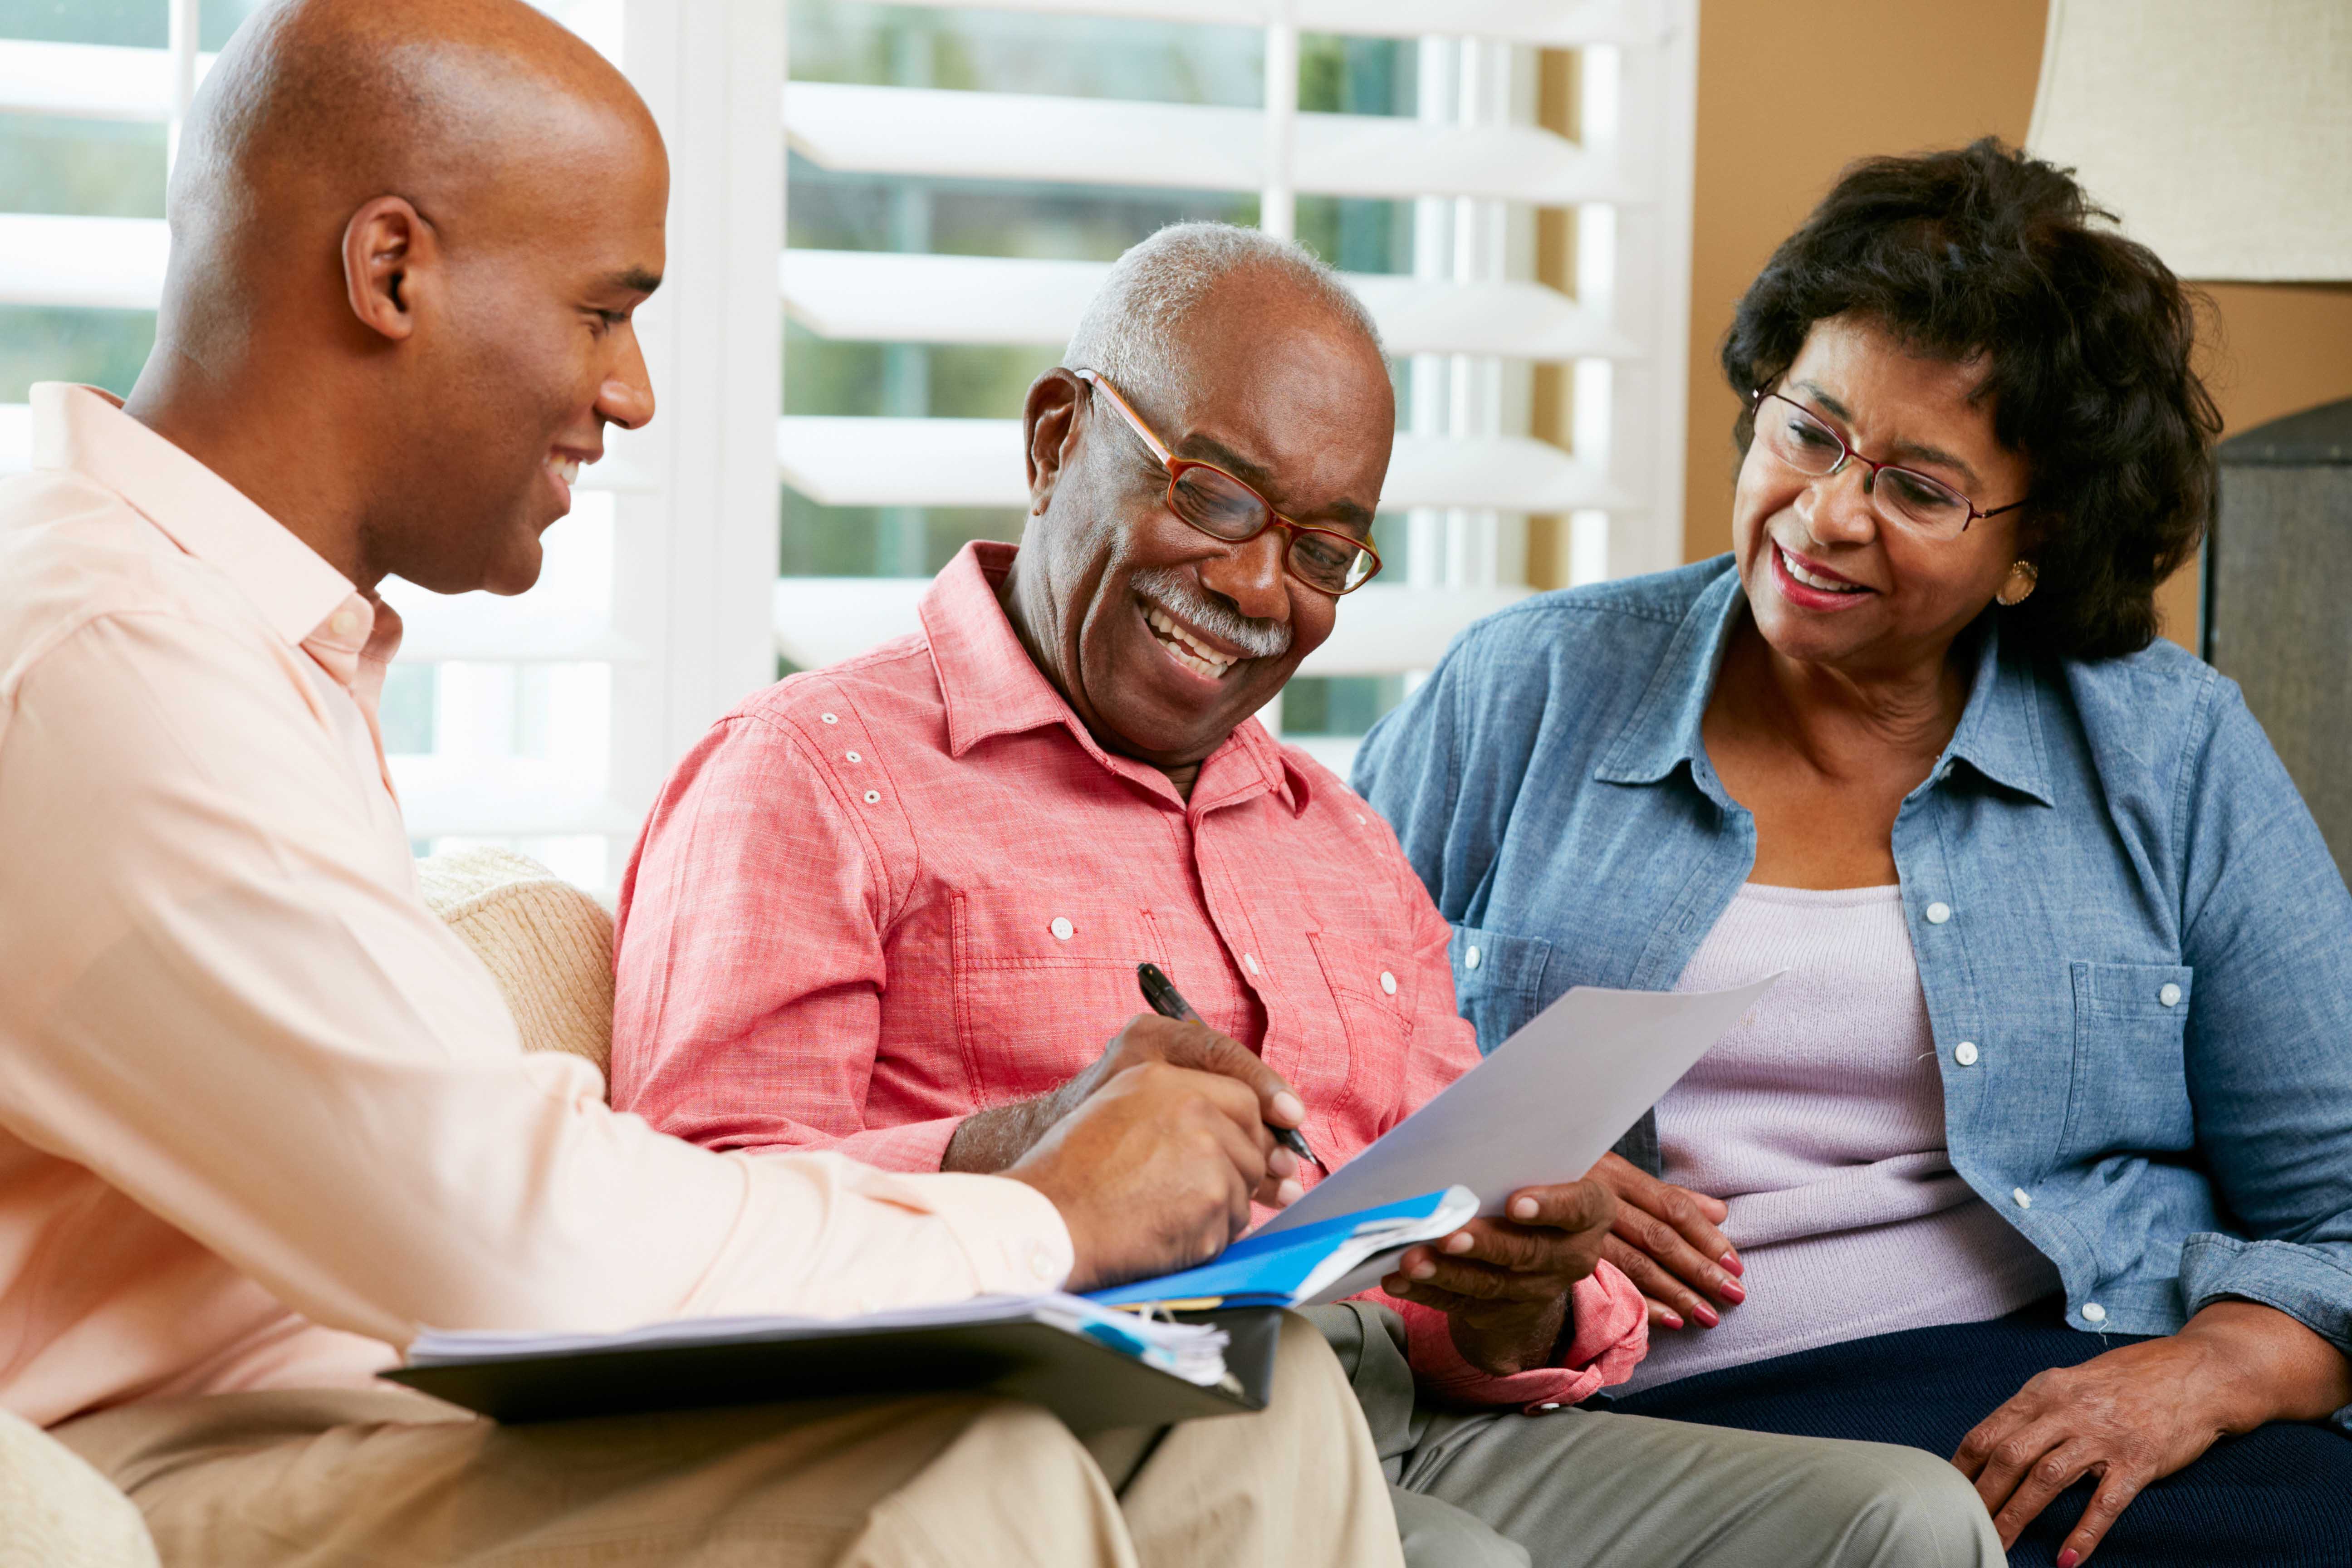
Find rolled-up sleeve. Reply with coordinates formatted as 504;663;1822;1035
611;709;969;1173
0;614;1073;1352
2172;679;2352;1429
1376;1263;1647;1413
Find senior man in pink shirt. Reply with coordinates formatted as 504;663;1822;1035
612;223;2004;1568
0;6;1413;1565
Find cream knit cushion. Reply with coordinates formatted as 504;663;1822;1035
0;1408;157;1568
416;848;617;1077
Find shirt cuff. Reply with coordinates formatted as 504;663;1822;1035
1387;1259;1649;1413
905;1171;1077;1295
826;1115;967;1175
2179;1232;2352;1434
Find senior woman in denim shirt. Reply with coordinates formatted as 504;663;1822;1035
1357;141;2352;1567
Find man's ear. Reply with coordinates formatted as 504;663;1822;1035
1024;369;1085;517
342;196;437;343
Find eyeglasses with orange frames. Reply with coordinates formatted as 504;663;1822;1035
1077;369;1383;596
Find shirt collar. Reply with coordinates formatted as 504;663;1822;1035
31;383;378;662
918;540;1309;815
1593;558;2053;808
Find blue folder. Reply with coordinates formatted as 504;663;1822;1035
1086;1187;1472;1310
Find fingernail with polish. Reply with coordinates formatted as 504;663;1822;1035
1660;1312;1685;1330
2056;1551;2080;1568
1716;1279;1745;1304
1720;1251;1744;1277
1690;1302;1720;1328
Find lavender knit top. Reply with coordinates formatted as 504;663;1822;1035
1618;882;2061;1393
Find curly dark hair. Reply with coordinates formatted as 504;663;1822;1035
1721;137;2220;661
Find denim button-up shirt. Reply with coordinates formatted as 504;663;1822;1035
1356;557;2352;1430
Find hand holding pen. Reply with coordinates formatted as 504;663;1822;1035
1137;962;1326;1174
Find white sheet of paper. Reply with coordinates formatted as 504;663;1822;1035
1258;979;1781;1279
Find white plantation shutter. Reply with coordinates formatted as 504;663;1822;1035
771;0;1696;774
0;1;781;892
1;0;1695;859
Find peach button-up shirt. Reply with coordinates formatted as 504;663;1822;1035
0;385;1073;1428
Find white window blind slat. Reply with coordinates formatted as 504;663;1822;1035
0;215;169;311
782;247;1641;361
0;39;206;121
865;0;1647;50
786;80;1625;205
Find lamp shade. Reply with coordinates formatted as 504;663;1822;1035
2027;0;2352;281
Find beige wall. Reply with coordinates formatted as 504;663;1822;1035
1679;0;2352;647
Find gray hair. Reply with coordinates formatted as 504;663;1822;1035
1060;222;1382;411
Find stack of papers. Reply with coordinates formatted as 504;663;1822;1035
407;1292;1231;1387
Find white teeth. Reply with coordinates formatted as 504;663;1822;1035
1781;547;1863;593
550;457;581;485
1146;606;1237;678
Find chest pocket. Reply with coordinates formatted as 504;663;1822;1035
2061;960;2195;1159
949;891;1156;1103
1450;927;1555;1057
1306;929;1417;1127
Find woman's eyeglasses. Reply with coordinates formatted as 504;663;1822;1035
1750;388;2029;540
1078;369;1383;596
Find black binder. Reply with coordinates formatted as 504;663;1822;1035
384;1307;1282;1434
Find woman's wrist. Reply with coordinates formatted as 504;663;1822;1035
2175;1299;2352;1429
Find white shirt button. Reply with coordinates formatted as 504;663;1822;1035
1925;901;1952;925
2011;1187;2033;1210
1027;1241;1059;1281
1464;945;1482;971
1954;1041;1979;1067
1534;1401;1561;1412
2158;983;2182;1008
845;750;862;764
862;789;881;805
1379;970;1398;995
1049;917;1074;941
820;712;839;725
2081;1302;2107;1324
328;608;361;638
1244;953;1261;975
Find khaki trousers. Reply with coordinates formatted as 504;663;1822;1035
54;1314;1403;1568
1310;1302;2006;1568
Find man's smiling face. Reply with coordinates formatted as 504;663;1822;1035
1004;267;1394;774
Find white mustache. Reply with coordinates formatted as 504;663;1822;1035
1130;566;1294;660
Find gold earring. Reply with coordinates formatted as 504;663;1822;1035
1996;560;2038;607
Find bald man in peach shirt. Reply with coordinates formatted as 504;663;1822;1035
0;3;1403;1564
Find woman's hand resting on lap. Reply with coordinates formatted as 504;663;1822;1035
1954;1300;2352;1565
1585;1153;1746;1330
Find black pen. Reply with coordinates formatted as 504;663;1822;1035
1136;961;1325;1172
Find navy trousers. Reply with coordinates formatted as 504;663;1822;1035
1605;1299;2352;1566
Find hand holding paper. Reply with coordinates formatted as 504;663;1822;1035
1383;1177;1620;1377
1254;977;1780;1372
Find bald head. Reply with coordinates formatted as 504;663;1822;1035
132;0;668;598
168;0;658;354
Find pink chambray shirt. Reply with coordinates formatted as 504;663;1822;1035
613;541;1646;1409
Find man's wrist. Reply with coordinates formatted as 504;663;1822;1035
944;1096;1054;1172
1448;1293;1571;1377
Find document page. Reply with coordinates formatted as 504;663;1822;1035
1258;979;1779;1253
